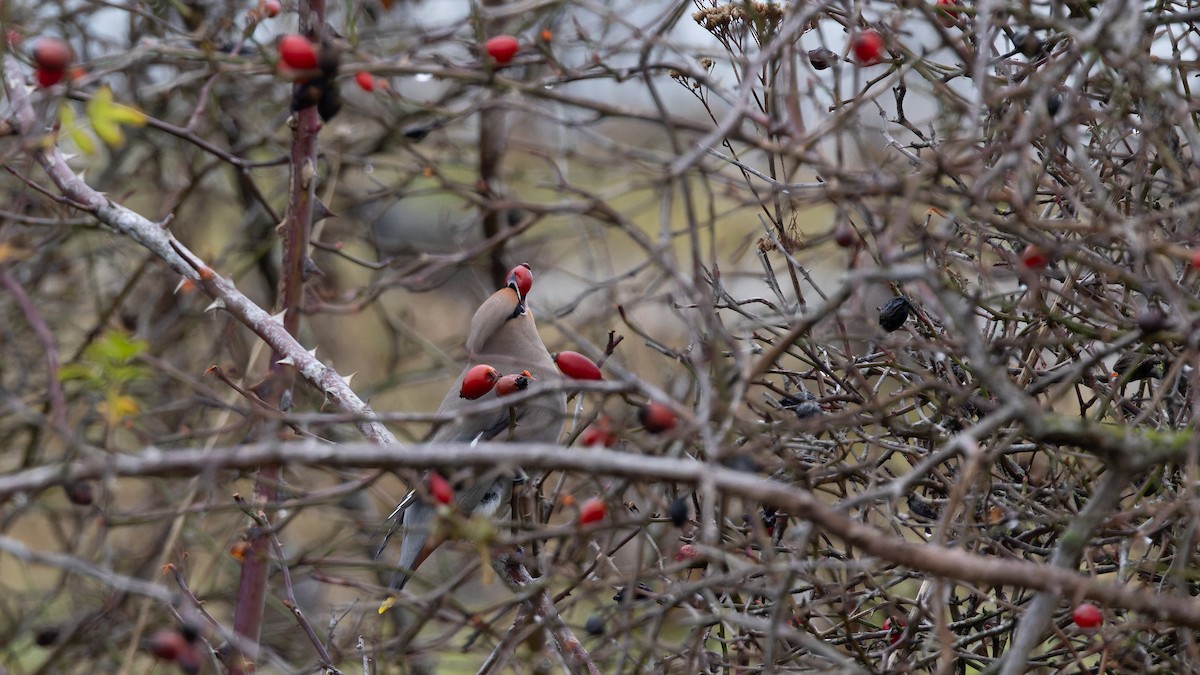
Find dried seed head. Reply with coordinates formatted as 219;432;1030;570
808;48;837;70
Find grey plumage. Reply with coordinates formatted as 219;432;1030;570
390;272;564;591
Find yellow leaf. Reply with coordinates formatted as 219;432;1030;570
378;596;396;614
60;103;96;155
101;392;140;425
85;85;147;148
91;114;123;147
106;102;148;126
0;242;32;263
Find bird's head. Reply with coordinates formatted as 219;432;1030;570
466;265;538;356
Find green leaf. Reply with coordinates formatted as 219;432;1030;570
57;362;99;384
87;330;148;365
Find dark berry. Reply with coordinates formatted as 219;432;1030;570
667;497;689;527
291;81;322;111
584;615;605;635
878;296;911;332
1046;93;1062;117
1136;308;1171;333
63;480;94;505
317;82;341;121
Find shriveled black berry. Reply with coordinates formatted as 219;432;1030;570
584;615;605;635
1136;308;1171;334
667;497;689;527
1046;93;1062;117
317;82;342;121
808;48;837;70
63;480;94;505
316;45;341;79
291;81;323;111
180;623;200;643
35;627;60;646
878;296;911;332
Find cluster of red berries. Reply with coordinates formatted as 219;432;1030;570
278;35;342;121
458;365;538;399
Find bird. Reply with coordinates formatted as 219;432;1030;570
386;264;564;592
1111;352;1165;382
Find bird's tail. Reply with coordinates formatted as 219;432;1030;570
390;501;433;591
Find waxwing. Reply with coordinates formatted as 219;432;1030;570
389;264;564;591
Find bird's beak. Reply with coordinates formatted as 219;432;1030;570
506;279;526;317
506;276;523;303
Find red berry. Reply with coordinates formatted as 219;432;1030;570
427;473;454;505
485;35;520;64
638;402;677;434
63;481;94;505
833;223;857;248
1021;244;1049;270
33;38;72;72
851;30;885;66
580;417;617;447
578;497;606;524
554;351;603;380
507;262;533;297
1190;249;1200;270
935;0;963;28
147;629;184;660
1072;603;1102;629
354;71;375;92
146;629;200;673
460;364;500;400
495;371;533;397
262;0;281;17
882;617;905;644
35;68;64;87
278;34;318;70
674;544;699;562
